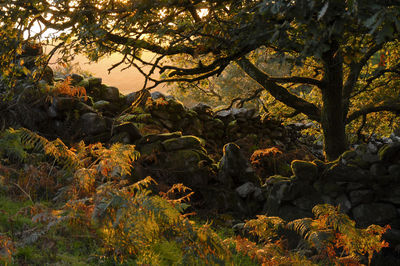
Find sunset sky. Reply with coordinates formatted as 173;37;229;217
50;51;167;95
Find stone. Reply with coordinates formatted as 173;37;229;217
77;102;96;113
151;91;165;100
88;77;102;88
138;141;163;155
293;193;324;211
314;181;343;198
352;203;397;226
68;73;84;85
390;132;400;142
47;105;58;118
103;86;120;102
231;108;256;119
163;149;214;187
347;182;366;191
215;109;233;118
388;164;400;178
93;100;110;110
218;143;258;187
202;187;240;212
349;189;375;206
361;153;380;164
162;136;203;151
125;92;137;105
226;120;238;133
80;112;107;135
286;181;315;201
382;186;400;205
378;143;400;162
291;160;318;182
110;132;131;144
113;122;142;142
51;96;77;112
138;132;182;145
236;182;256;198
77;79;89;89
264;175;292;186
355;144;368;155
192;103;212;114
367;142;378;154
381;137;393;144
323;163;371;182
312;159;326;173
370;163;388;176
335;194;352;214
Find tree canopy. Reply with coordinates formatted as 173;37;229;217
1;0;400;160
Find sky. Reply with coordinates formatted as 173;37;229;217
27;7;210;95
46;48;166;95
49;52;166;95
31;27;166;95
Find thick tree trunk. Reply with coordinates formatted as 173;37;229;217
321;43;348;161
321;91;348;161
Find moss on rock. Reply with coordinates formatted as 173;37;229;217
291;160;318;182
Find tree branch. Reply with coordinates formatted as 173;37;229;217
267;76;323;88
346;101;400;123
237;57;321;121
342;43;383;108
353;61;400;98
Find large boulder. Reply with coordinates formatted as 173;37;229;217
352;203;397;226
218;143;258;187
291;160;318;182
163;148;214;187
379;143;400;163
162;136;203;151
349;189;375;206
112;122;142;143
103;86;120;102
80;112;108;136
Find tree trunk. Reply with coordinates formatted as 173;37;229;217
321;91;348;161
321;43;348;161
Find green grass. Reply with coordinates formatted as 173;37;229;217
0;195;33;234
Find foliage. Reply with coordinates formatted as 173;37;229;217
305;204;390;264
46;76;88;101
0;129;391;264
224;204;390;265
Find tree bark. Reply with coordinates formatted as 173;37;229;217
321;43;348;160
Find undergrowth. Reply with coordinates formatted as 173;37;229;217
0;128;390;265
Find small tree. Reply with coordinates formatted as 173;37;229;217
1;0;400;160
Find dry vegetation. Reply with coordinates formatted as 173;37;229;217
0;128;389;265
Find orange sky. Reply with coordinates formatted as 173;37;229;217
50;51;167;95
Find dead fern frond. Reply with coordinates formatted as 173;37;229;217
48;76;87;100
94;143;140;179
160;183;194;204
244;215;286;242
19;128;80;172
287;218;313;240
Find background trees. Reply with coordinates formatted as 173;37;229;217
1;0;400;160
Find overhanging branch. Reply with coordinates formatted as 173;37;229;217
346;101;400;123
237;57;321;121
343;43;384;102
